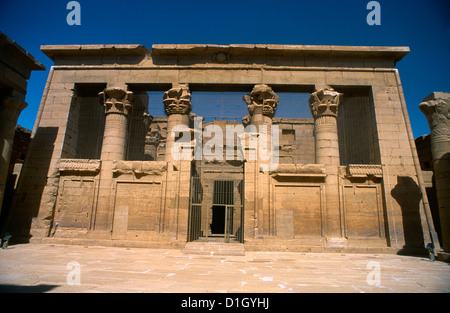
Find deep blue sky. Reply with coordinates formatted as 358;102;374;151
1;0;449;138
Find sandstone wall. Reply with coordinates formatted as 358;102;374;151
7;44;436;254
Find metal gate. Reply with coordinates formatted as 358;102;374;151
188;170;244;243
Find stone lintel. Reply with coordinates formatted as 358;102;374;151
58;159;101;174
40;43;409;68
41;44;150;60
112;160;168;176
270;164;325;175
151;44;409;59
346;164;383;178
151;44;409;67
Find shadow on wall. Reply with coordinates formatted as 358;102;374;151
391;176;426;255
2;127;58;242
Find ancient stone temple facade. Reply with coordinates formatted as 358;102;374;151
5;44;440;254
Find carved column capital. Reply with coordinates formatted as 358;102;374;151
2;96;28;115
419;92;450;252
243;84;279;118
98;87;133;116
163;84;192;116
419;92;450;135
309;87;342;118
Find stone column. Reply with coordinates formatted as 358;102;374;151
242;84;279;237
309;87;343;241
98;87;134;161
163;84;192;162
94;86;133;233
242;84;279;169
419;92;450;252
0;97;27;212
309;87;342;166
162;84;192;238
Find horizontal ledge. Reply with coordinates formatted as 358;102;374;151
41;44;151;60
151;43;409;57
49;65;400;72
271;173;327;177
345;174;383;178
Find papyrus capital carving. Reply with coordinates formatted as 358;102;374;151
99;87;133;116
243;84;279;118
163;84;192;116
309;87;342;118
419;92;450;137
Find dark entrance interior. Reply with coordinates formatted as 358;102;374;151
211;205;225;234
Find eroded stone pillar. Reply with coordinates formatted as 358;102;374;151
0;97;27;212
309;87;343;241
309;87;342;166
98;87;134;161
94;86;133;233
242;84;279;237
163;84;192;162
162;84;192;238
419;92;450;252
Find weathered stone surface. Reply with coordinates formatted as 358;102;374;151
419;92;450;252
99;87;133;116
58;159;101;173
309;87;342;118
112;160;167;176
346;164;382;177
5;43;435;256
270;164;325;175
309;87;342;166
163;84;192;116
243;84;279;118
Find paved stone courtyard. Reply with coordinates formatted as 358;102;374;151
0;243;449;293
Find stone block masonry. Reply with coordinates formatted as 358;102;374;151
3;44;441;256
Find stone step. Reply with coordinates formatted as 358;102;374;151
183;241;245;256
194;236;239;243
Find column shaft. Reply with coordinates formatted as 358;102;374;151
243;84;279;237
0;97;27;212
98;87;133;161
163;84;192;162
101;113;128;160
94;87;133;232
309;88;342;166
309;87;343;239
314;115;340;165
